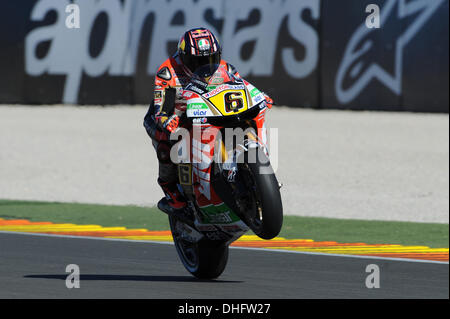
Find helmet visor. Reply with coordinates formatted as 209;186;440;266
183;51;221;77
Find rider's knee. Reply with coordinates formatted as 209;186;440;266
156;141;172;164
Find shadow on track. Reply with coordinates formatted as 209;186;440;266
24;274;242;283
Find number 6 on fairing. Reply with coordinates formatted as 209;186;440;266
224;92;244;113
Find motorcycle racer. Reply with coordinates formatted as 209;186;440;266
143;27;273;212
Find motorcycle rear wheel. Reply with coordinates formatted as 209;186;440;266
169;215;229;279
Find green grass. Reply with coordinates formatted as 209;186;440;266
281;215;448;248
0;199;448;248
0;200;170;230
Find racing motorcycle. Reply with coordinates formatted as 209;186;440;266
158;66;283;279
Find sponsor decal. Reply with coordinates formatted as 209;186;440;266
203;84;245;98
253;94;263;104
191;29;210;39
182;91;193;98
197;38;211;51
186;84;205;95
250;87;261;97
191;109;208;116
205;211;233;224
259;100;267;109
154;91;162;99
210;76;224;85
249;88;257;96
190;78;209;89
198;202;240;224
188;103;208;109
193;117;208;123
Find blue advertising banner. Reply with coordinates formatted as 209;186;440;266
0;0;448;112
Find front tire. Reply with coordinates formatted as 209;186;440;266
238;147;283;239
169;216;229;279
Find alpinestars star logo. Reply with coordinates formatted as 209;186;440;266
335;0;444;104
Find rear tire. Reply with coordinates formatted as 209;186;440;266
169;216;229;279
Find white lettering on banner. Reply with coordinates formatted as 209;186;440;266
281;0;320;78
25;0;320;104
26;0;132;104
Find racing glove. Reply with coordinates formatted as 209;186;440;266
163;114;180;133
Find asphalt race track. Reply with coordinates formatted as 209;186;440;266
0;232;447;299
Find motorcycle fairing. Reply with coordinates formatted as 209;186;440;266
180;77;269;239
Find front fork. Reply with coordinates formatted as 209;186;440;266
214;127;268;217
217;127;267;181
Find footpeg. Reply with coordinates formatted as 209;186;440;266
157;198;195;228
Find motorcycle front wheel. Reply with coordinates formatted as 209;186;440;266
237;147;283;240
169;215;229;279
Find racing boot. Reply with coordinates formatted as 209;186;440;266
157;178;187;210
157;179;196;227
